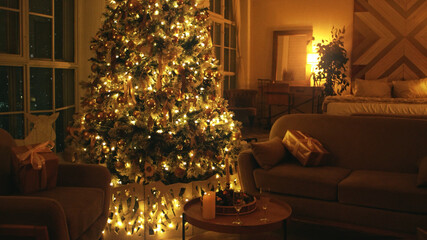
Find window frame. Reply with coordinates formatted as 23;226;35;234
208;0;238;93
0;0;78;149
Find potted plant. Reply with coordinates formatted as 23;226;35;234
314;27;349;96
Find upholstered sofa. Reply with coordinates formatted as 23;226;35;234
0;129;111;240
238;114;427;236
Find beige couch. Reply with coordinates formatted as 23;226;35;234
238;114;427;236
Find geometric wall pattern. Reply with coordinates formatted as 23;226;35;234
352;0;427;81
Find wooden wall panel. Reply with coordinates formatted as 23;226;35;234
352;0;427;81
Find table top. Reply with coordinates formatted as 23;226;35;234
183;197;292;234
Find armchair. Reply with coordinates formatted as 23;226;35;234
0;129;111;240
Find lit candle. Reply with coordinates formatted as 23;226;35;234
202;191;216;219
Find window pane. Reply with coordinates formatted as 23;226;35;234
55;0;74;62
224;48;229;71
0;0;19;8
231;25;236;48
223;76;230;91
0;10;20;54
209;0;213;12
214;0;220;14
224;24;230;47
29;0;52;15
214;46;220;62
30;68;53;110
0;66;23;112
55;69;75;108
55;107;74;152
230;75;236;89
224;0;233;20
0;114;24;139
230;49;236;72
29;15;52;59
214;23;221;45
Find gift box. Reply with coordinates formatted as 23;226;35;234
11;141;59;194
283;130;329;166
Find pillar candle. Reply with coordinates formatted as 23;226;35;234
202;191;216;219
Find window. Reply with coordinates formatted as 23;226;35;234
209;0;237;92
0;0;76;152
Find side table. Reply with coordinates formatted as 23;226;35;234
182;197;292;240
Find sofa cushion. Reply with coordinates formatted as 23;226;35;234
30;186;104;240
251;137;287;169
253;161;351;201
338;170;427;214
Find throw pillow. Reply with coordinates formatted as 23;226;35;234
251;137;286;169
417;156;427;187
353;78;391;98
392;78;427;98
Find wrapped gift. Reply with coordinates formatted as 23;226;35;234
283;130;328;166
11;141;59;194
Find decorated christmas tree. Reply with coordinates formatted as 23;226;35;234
67;0;241;187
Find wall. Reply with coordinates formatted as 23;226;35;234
245;0;354;89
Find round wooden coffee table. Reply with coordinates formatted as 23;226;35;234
182;197;292;240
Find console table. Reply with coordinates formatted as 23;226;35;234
257;79;322;126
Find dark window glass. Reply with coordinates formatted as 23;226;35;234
0;0;19;8
229;75;236;89
224;0;233;20
231;25;236;48
224;23;230;47
223;76;230;91
209;0;213;12
230;49;236;72
214;23;221;45
55;107;74;152
224;48;229;71
214;46;220;62
55;69;75;108
0;10;20;54
55;0;74;62
30;68;53;110
0;114;24;139
0;66;23;112
29;15;52;59
214;0;220;14
29;0;52;15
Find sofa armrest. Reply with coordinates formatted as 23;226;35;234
57;163;112;219
57;163;111;189
237;149;260;196
0;196;69;240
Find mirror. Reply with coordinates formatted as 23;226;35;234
272;28;313;85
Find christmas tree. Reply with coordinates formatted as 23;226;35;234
67;0;241;186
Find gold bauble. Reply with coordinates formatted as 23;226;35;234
117;139;125;148
91;63;98;72
85;113;94;123
107;111;116;119
133;111;141;117
147;99;156;109
102;145;110;154
115;161;124;169
117;95;126;104
125;61;134;68
83;131;91;141
96;96;104;104
96;111;106;121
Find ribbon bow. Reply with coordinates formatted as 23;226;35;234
16;141;55;170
